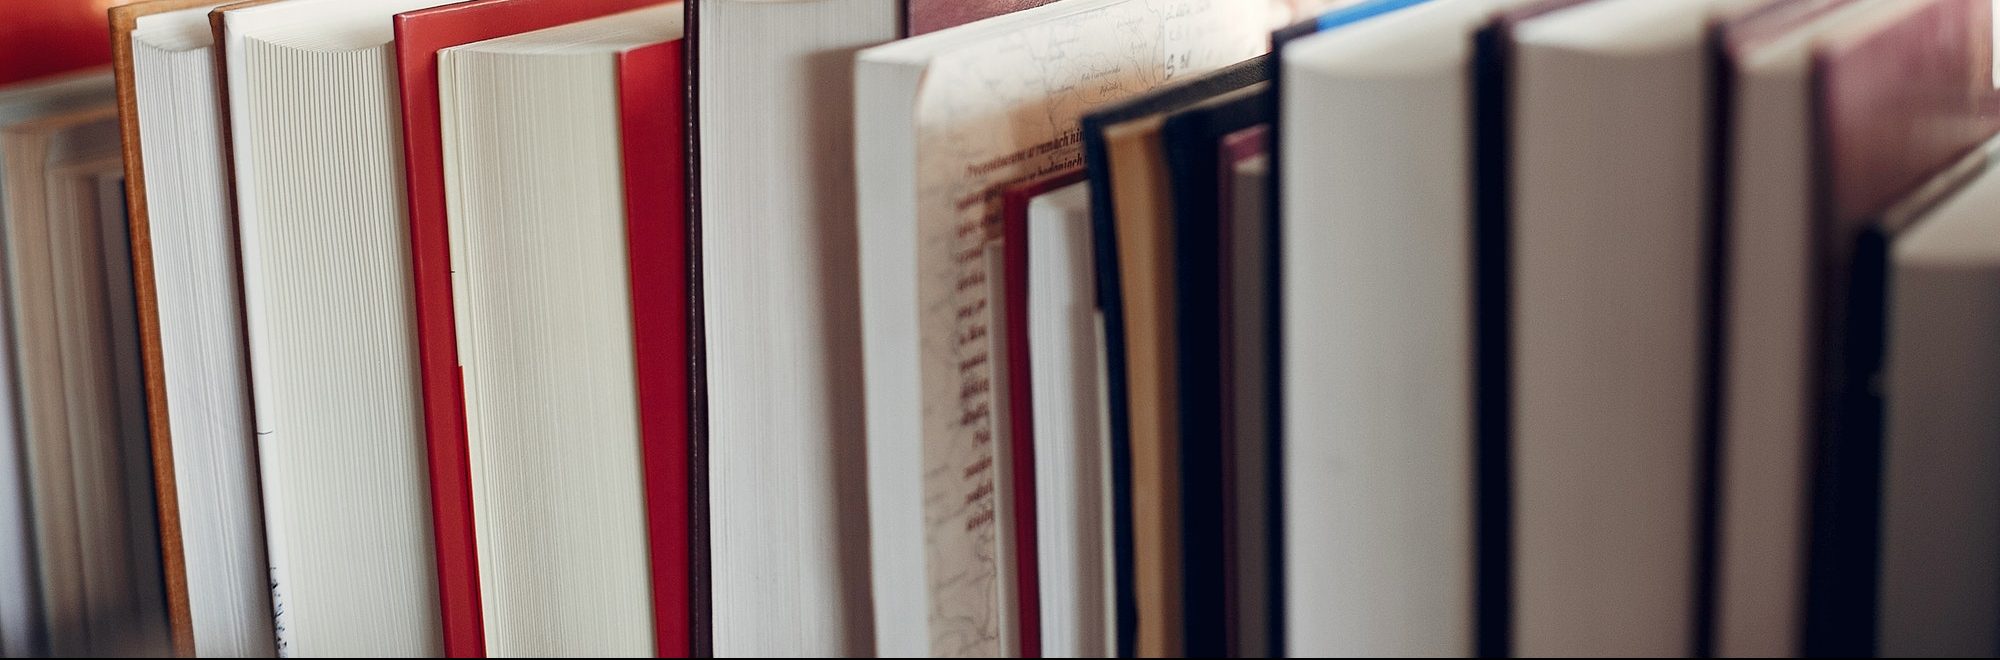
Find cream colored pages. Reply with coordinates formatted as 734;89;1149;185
859;2;1263;655
130;7;277;656
220;1;455;655
437;7;682;655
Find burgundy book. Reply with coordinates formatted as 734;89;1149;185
1802;1;2000;654
999;169;1088;659
908;0;1061;35
1214;124;1268;658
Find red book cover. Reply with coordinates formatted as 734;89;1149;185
390;1;666;656
617;39;694;659
1;0;139;85
999;169;1087;659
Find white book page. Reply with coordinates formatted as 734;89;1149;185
902;2;1264;655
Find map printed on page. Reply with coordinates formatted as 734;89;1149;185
903;0;1266;655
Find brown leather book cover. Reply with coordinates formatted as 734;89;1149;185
107;3;228;655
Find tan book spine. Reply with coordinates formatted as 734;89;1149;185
1105;115;1183;658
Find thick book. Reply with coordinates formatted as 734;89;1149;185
0;68;116;660
689;1;1064;652
999;170;1086;658
1802;1;2000;653
390;0;667;655
3;105;170;658
1159;82;1270;659
1079;54;1271;658
1277;0;1557;654
856;7;1265;656
1507;0;1762;654
110;1;277;657
216;1;458;654
1709;1;1891;655
1012;178;1114;659
431;5;690;656
1878;136;2000;658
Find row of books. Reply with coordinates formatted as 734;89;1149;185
1;0;1997;657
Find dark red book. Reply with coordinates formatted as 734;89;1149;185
0;0;125;85
907;0;1060;36
1801;1;2000;654
999;169;1086;659
391;1;674;656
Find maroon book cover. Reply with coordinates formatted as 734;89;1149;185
1213;123;1267;658
999;168;1087;659
1803;0;2000;654
907;0;1061;35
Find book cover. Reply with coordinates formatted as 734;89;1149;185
1160;86;1269;658
999;169;1087;659
1803;1;2000;653
390;1;664;655
617;37;695;659
1080;54;1270;658
1159;84;1267;658
107;3;222;655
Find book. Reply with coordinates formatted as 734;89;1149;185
692;2;1069;653
1217;126;1273;659
216;1;457;654
109;2;277;656
1080;54;1271;658
1802;1;2000;653
433;5;690;655
1507;0;1761;654
1709;1;1889;655
391;0;670;654
855;6;1265;656
1278;0;1551;654
1159;82;1270;658
2;105;170;658
999;171;1086;658
1015;179;1115;659
1878;135;2000;658
688;0;891;651
0;68;116;660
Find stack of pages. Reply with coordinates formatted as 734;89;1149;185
0;0;1996;656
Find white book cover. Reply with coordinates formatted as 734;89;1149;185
854;1;1265;655
1711;2;1890;655
1508;0;1751;654
1279;0;1515;654
1879;142;2000;658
